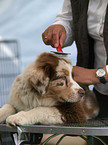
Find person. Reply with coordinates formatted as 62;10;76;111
42;0;108;144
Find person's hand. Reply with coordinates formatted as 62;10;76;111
73;66;100;85
42;24;66;48
73;66;108;85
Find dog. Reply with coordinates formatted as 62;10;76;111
0;52;99;126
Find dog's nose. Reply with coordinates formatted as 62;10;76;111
78;89;85;97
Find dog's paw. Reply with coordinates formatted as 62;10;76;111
0;104;16;123
0;110;4;123
0;108;6;123
6;111;28;127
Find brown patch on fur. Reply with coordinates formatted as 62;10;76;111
56;102;87;123
35;52;59;79
59;57;72;65
81;89;99;119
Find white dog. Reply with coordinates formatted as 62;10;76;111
0;52;99;126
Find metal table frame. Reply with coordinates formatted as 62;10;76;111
0;124;108;136
0;118;108;144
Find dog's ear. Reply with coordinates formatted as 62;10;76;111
35;52;59;80
42;63;55;80
26;52;59;95
26;63;51;95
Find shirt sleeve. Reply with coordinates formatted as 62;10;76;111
53;0;74;47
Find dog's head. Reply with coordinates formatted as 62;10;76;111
24;52;85;103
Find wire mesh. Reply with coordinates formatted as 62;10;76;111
65;118;108;127
0;40;20;107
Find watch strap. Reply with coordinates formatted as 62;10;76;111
99;76;107;84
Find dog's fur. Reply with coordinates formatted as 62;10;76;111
0;52;99;126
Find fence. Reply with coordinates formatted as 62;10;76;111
0;40;20;107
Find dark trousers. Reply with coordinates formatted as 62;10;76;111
92;88;108;145
93;88;108;118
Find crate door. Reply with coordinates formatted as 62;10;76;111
0;40;20;107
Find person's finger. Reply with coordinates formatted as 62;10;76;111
52;29;60;48
42;26;55;46
59;32;66;47
42;31;51;45
42;31;47;43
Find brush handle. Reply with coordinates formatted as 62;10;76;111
56;45;62;52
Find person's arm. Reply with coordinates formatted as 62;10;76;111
42;0;74;48
73;66;108;85
54;0;74;47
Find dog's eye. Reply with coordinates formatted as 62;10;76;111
56;82;64;86
36;80;43;86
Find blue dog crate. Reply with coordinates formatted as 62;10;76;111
0;40;21;145
0;40;20;107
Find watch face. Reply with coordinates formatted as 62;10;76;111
96;69;106;77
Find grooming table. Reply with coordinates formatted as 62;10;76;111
0;118;108;145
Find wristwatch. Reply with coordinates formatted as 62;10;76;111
96;68;107;84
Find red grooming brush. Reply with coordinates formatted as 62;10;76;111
51;45;71;57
